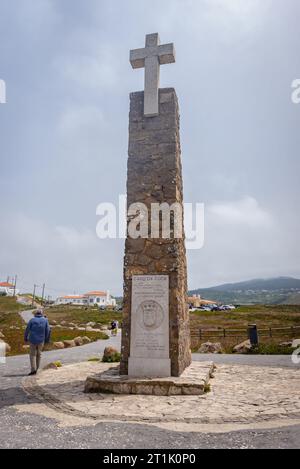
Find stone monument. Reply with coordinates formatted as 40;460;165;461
120;33;191;378
84;34;215;396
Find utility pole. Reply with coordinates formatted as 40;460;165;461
41;283;45;306
32;284;37;307
13;275;17;297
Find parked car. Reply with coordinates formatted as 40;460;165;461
206;304;219;311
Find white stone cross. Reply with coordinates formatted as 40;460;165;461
130;33;176;117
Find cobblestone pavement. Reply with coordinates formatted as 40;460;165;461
20;361;300;426
1;333;300;448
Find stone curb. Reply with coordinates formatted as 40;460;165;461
84;362;215;396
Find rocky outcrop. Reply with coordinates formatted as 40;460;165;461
74;337;84;347
63;340;76;348
53;342;65;349
198;342;224;354
292;339;300;349
86;322;96;328
102;347;121;364
280;341;293;347
233;340;252;354
82;336;92;345
0;340;11;353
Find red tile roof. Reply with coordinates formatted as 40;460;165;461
85;291;107;297
61;295;85;300
0;282;14;288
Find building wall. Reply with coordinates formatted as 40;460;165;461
56;293;116;307
0;286;19;296
87;295;117;307
56;297;87;306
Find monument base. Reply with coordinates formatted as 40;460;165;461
84;362;215;396
128;357;171;378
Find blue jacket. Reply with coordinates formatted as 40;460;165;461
25;313;51;345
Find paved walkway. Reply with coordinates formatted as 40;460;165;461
193;353;299;369
23;361;300;426
19;309;35;324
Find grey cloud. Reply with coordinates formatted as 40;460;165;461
0;0;299;296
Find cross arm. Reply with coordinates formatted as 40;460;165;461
130;43;176;69
158;43;176;65
130;48;147;69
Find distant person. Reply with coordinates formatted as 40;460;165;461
24;309;51;376
110;320;118;336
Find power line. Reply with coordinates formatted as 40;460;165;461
13;275;17;297
41;283;45;306
32;284;37;307
1;274;117;299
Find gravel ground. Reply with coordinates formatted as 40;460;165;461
1;408;300;449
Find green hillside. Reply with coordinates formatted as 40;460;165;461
189;277;300;305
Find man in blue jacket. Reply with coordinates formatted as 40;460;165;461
24;309;51;376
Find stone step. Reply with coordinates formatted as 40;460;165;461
84;361;216;396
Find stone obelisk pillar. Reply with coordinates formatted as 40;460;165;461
120;34;191;378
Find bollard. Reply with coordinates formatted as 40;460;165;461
248;324;259;346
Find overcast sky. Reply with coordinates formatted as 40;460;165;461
0;0;299;298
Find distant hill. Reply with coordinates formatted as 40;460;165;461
282;292;300;305
189;277;300;305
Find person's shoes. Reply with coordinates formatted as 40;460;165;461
28;371;37;376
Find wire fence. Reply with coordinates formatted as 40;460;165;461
194;325;300;341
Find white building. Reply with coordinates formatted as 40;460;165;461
55;295;87;306
56;290;116;308
84;291;116;308
0;282;19;296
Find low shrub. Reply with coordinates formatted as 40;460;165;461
102;352;121;363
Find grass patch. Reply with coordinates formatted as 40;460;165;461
45;305;122;328
190;304;300;353
87;357;101;362
48;328;109;344
0;296;32;314
5;328;109;356
0;298;111;356
249;344;293;355
204;383;211;394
